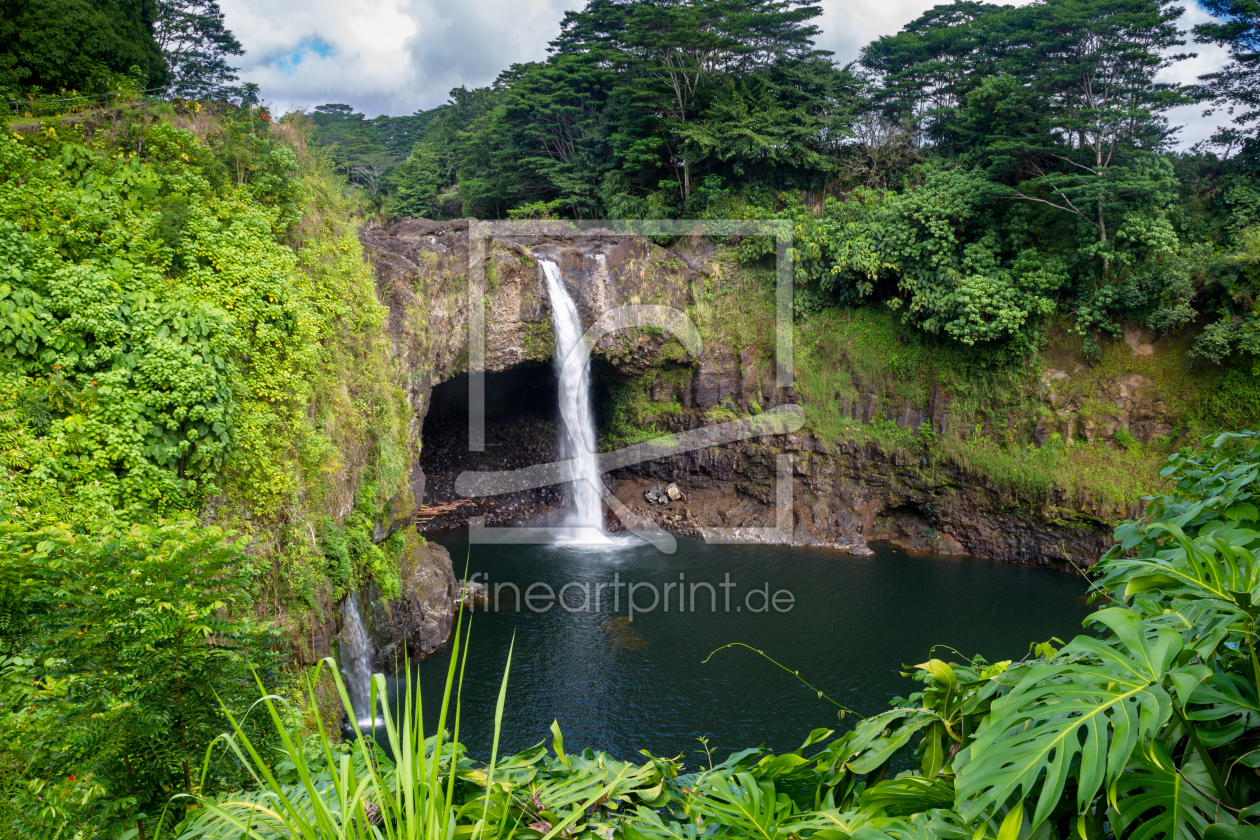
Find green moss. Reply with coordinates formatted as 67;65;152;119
524;320;556;361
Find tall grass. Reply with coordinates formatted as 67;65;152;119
169;603;633;840
169;610;518;840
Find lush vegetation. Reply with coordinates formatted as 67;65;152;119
2;0;1260;836
306;0;1260;378
172;431;1260;840
0;96;416;835
0;0;242;104
0;0;169;97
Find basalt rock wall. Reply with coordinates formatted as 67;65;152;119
358;217;1172;570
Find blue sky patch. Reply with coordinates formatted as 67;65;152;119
270;36;338;76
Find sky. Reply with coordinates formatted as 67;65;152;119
219;0;1233;148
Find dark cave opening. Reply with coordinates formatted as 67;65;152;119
418;359;650;529
419;363;566;528
424;363;559;437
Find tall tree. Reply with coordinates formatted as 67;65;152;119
457;55;613;217
552;0;829;202
675;57;860;186
1195;0;1260;152
859;1;1009;142
154;0;243;98
0;0;169;95
980;0;1189;273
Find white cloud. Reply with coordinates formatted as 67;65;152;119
220;0;582;116
220;0;1235;148
1157;2;1233;148
220;0;420;115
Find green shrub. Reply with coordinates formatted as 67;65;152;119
0;521;288;837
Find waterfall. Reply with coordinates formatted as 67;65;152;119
541;259;604;532
339;591;377;725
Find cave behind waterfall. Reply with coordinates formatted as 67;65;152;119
419;363;566;528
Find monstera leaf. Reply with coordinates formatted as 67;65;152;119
621;806;716;840
1204;826;1260;840
1112;741;1231;840
846;709;937;775
849;809;972;840
956;609;1204;829
1100;524;1260;616
1187;671;1260;748
686;771;799;840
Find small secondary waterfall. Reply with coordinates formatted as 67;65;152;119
339;591;377;724
541;259;604;531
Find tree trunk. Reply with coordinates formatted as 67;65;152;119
1099;198;1108;281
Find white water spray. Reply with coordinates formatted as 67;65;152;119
339;591;377;725
541;259;604;532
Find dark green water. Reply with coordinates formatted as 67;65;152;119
400;532;1092;763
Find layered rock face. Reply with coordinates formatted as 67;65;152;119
606;437;1111;570
358;218;1174;572
364;540;458;670
287;539;457;673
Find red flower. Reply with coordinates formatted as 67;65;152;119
261;114;270;121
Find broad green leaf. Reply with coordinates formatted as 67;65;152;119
956;609;1178;828
1113;741;1232;840
997;803;1024;840
848;709;937;774
859;776;955;817
1204;826;1260;840
1186;672;1260;748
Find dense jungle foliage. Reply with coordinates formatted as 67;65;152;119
2;0;1260;836
312;0;1260;371
0;101;416;835
163;431;1260;840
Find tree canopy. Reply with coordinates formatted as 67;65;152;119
154;0;243;98
0;0;169;95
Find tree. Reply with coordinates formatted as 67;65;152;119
859;2;1009;143
978;0;1189;276
0;0;169;95
1;523;287;836
1195;0;1260;152
347;153;396;204
388;142;448;218
457;55;614;217
154;0;243;98
552;0;829;203
674;57;860;190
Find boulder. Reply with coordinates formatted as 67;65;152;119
370;539;457;671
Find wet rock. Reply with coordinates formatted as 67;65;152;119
369;540;457;671
609;437;1112;569
459;579;489;608
692;345;737;409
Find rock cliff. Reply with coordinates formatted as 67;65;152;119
358;217;1181;571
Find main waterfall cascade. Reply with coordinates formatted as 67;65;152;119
541;259;606;535
339;591;377;724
